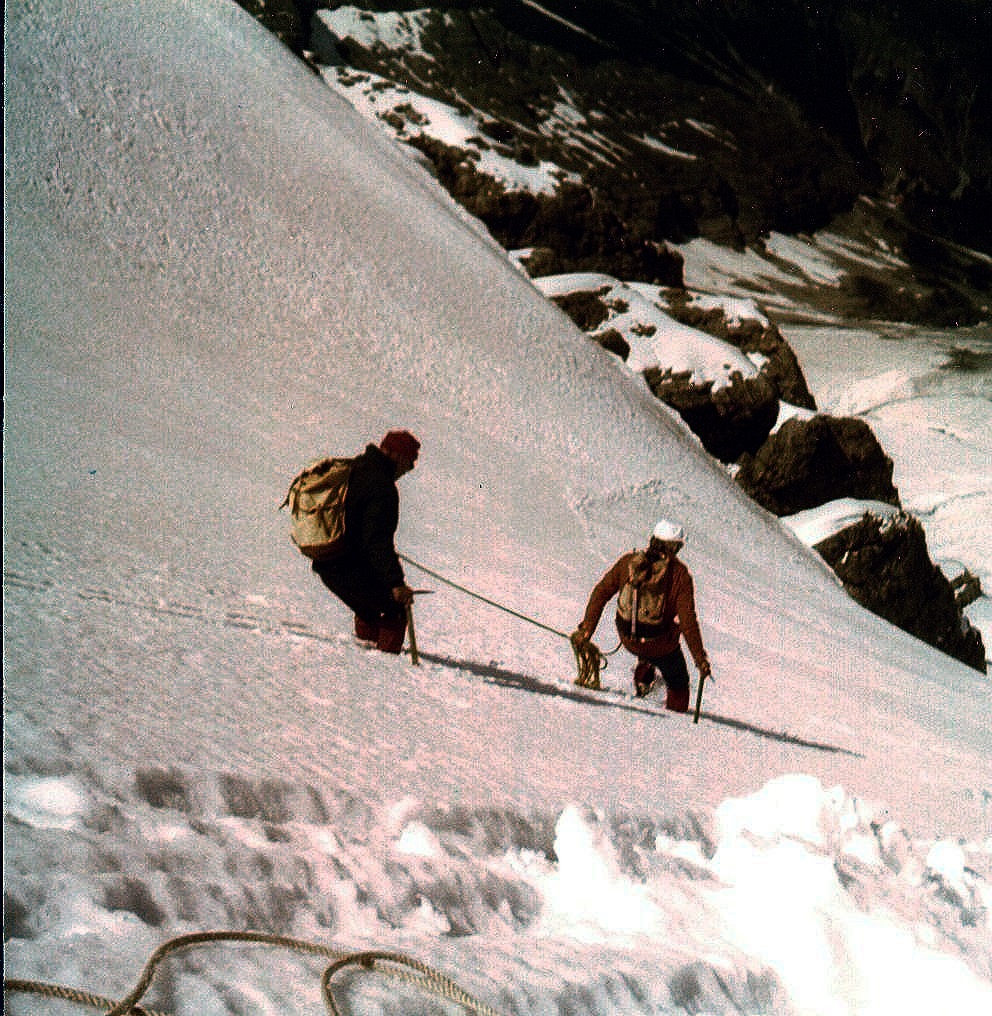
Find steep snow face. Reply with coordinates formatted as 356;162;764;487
4;0;887;672
5;0;989;853
4;2;992;1014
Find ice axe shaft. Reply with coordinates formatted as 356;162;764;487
405;601;420;665
693;671;709;724
404;590;432;666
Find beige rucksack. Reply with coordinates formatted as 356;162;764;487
617;553;677;634
280;457;354;560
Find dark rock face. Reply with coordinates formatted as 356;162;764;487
515;247;562;278
548;288;611;332
736;416;899;516
239;0;991;324
815;513;986;673
644;367;779;464
737;416;985;670
409;137;686;285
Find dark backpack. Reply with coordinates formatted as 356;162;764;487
280;457;353;560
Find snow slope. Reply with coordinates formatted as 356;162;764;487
4;2;991;1013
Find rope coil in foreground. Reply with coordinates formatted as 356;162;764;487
4;930;505;1016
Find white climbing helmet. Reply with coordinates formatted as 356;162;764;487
651;518;685;544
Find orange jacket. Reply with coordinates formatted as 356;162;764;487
579;553;709;668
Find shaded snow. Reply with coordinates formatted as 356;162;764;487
4;2;991;1013
639;133;699;161
763;232;846;286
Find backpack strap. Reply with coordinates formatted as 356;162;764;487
657;562;678;628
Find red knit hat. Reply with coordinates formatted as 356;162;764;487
379;429;421;463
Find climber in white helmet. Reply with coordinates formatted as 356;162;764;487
572;519;712;710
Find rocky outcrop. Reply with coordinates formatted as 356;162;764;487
814;512;986;673
736;416;899;516
408;137;686;285
743;423;985;670
543;278;809;463
644;367;780;463
547;288;611;332
663;292;816;410
643;292;816;461
951;570;984;611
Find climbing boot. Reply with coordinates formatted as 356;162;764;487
354;616;379;643
376;616;407;654
633;661;656;698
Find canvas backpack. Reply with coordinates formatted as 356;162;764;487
617;553;677;637
280;457;354;560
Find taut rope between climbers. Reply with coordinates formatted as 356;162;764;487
399;553;614;687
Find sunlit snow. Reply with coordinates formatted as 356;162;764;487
4;2;990;1014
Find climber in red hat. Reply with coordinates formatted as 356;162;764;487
312;430;421;653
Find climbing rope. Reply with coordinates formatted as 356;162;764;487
3;978;163;1016
570;632;607;690
322;950;503;1016
399;553;616;687
400;554;572;639
3;930;505;1016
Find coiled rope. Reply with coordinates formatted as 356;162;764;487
4;930;504;1016
399;553;613;688
569;631;608;689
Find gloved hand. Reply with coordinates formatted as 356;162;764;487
698;658;712;680
570;627;591;649
392;584;415;606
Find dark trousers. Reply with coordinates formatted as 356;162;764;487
634;647;691;710
642;646;690;693
312;555;405;628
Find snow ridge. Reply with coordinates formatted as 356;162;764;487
6;750;990;1014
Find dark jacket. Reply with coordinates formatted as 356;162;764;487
342;443;405;591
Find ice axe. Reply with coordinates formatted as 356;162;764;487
405;590;433;666
693;669;711;724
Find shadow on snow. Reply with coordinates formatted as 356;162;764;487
418;651;863;758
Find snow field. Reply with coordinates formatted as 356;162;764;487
4;1;991;1012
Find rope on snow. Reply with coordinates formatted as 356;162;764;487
400;553;615;687
4;930;505;1016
